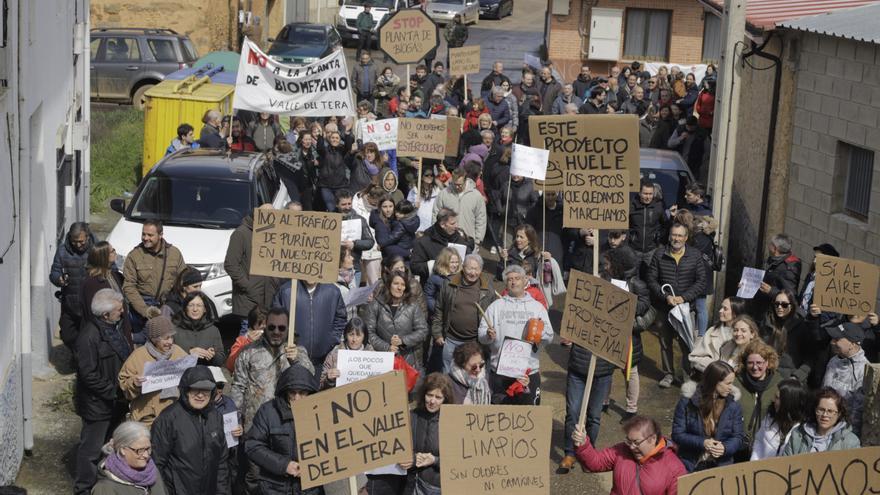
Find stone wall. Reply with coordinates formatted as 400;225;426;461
0;362;22;485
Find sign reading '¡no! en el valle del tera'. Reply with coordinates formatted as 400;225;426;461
249;208;341;283
378;9;439;65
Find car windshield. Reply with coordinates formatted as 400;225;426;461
284;27;326;44
128;175;251;228
344;0;396;8
641;169;692;210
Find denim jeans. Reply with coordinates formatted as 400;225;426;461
441;337;466;373
564;372;613;456
320;187;337;212
694;296;709;337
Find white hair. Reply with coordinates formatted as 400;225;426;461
101;421;150;455
502;264;526;282
464;253;484;270
90;288;123;316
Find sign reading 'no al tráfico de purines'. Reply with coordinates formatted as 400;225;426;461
249;208;342;283
233;37;355;116
378;9;439;65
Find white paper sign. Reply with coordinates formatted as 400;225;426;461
737;267;766;299
336;350;395;386
343;282;379;308
223;411;239;448
496;337;533;378
362;118;399;151
141;355;198;394
341;219;362;242
366;463;408;476
611;278;630;291
510;144;549;181
447;243;467;262
233;38;355;116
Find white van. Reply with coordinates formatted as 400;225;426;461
336;0;414;45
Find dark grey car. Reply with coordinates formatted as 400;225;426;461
90;28;199;110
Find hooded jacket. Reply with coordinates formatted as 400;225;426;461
822;349;868;434
575;436;686;495
411;223;475;282
372;209;420;260
782;421;861;456
152;366;229;495
172;303;227;367
671;381;745;472
224;214;281;317
245;365;321;495
272;281;347;365
477;293;554;373
432;178;487;243
50;229;97;316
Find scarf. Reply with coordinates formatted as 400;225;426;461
741;370;774;438
364;158;379;176
145;340;173;361
104;452;159;487
98;319;132;361
449;364;492;405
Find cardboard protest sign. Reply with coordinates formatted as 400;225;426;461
510;144;549;181
336;350;395;386
814;254;879;315
378;9;439;65
250;208;342;283
233;38;354;116
446;116;463;157
440;405;552;495
528;114;640;191
560;269;636;369
141;355;198;393
449;45;481;76
496;338;533;378
362;118;398;151
563;169;630;229
292;371;412;488
678;446;880;495
397;118;446;159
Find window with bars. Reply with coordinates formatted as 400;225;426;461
623;8;671;61
840;143;874;221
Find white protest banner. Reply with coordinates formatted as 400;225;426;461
362;118;398;151
447;243;467;262
510;144;549;181
336;350;395;386
341;219;361;242
234;37;355;116
141;355;198;394
344;282;379;308
496;338;533;378
223;412;239;448
736;267;766;299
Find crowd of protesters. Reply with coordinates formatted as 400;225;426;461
54;51;880;495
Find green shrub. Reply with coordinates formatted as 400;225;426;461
90;107;143;212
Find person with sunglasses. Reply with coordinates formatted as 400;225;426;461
228;307;314;433
447;341;494;405
93;421;167;495
760;288;824;387
571;415;685;495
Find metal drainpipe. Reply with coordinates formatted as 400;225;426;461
742;31;782;265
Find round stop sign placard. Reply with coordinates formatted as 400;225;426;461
378;9;439;65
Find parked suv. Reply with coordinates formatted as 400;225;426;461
106;149;290;317
90;28;199;110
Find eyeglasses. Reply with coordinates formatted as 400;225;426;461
816;408;839;417
746;360;767;367
267;325;287;332
124;446;152;457
773;302;791;308
624;434;654;448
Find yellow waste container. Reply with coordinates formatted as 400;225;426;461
142;72;235;175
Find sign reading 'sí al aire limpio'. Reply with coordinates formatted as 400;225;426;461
813;254;879;315
249;208;341;283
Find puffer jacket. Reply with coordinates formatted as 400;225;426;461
628;197;666;253
316;136;352;189
225;214;281;317
431;273;497;341
575;436;686;495
672;381;745;472
647;245;707;307
49;230;97;316
272;281;347;366
409;408;441;488
245;365;321;495
781;421;860;455
364;294;430;368
432;178;487;243
152;366;229;495
118;344;189;425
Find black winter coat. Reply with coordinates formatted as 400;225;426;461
760;312;828;388
409;408;441;488
628;197;666;253
152;366;230;495
341;210;375;266
525;200;565;265
245;366;321;495
49;231;97;316
763;254;803;295
225;214;280;317
74;318;130;421
646;246;707;306
316;137;352;189
411;224;475;282
691;232;716;296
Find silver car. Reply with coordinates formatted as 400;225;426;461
427;0;479;25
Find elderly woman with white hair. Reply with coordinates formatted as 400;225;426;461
478;264;553;405
92;421;167;494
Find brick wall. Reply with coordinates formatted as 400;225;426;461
786;32;880;268
547;0;705;78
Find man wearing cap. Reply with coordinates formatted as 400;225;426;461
229;307;314;432
823;322;870;435
152;365;230;494
246;365;321;495
799;243;839;317
355;2;375;59
118;315;190;426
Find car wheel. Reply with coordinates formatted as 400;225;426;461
132;84;154;111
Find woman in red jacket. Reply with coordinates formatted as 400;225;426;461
695;79;716;133
573;415;687;495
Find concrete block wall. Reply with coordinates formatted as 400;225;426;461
547;0;705;78
786;32;880;269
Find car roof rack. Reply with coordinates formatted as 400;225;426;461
91;27;179;35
